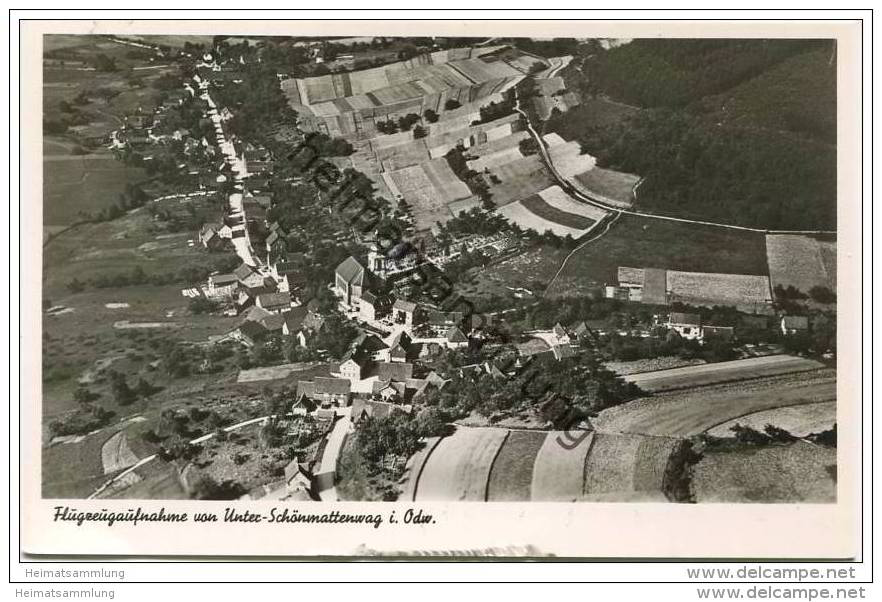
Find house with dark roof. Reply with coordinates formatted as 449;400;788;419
234;263;264;289
207;273;239;298
552;323;571;345
312;377;351;406
445;326;469;349
373;361;414;382
392;299;417;327
350;398;411;424
256;291;293;313
359;290;392;323
281;306;309;336
236;320;269;346
334;256;365;306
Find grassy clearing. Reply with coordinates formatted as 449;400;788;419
692;440;836;503
546;214;768;297
43;154;147;227
455;245;569;308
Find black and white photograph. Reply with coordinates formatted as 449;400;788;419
38;30;843;506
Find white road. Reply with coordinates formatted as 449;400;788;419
315;407;352;501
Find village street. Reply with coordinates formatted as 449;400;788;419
197;72;257;266
315;407;352;502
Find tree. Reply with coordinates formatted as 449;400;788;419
808;285;836;304
108;371;137;406
412;125;427;139
73;385;99;405
444;99;462;111
423;108;439;123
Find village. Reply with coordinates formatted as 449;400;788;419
43;34;838;505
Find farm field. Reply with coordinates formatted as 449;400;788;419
530;430;594;501
593;369;836;438
486;430;549;501
43;153;148;228
666;270;772;311
766;234;837;293
408;427;685;503
484;155;554;206
706;401;836;438
622;355;824;393
545;214;769;297
387;159;475;231
574;167;640;208
413;427;509;501
498;196;596;239
692;441;836;503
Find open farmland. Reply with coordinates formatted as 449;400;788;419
486;430;549;501
413;427;509;501
484;155;553;206
284;46;534;137
692;441;836;503
593;368;836;438
707;401;836;438
766;234;837;293
408;427;685;502
546;214;769;298
386;159;475;231
43;154;147;229
498;196;596;239
666;270;772;311
574;167;640;208
622;355;824;393
530;430;594;501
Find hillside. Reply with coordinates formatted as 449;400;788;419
547;39;837;231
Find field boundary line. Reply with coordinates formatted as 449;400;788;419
483;429;511;501
543;211;622;297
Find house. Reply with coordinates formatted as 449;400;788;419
206;273;238;298
571;321;591;341
375;361;414;382
350;398;410;424
334;256;365;306
781;315;810;335
385;330;412;363
234;263;264;289
338;357;363;383
281;306;309;336
701;325;735;341
240;305;285;332
359;291;392;323
428;310;464;335
611;266;668;304
666;312;702;340
256;291;293;313
445;326;469;349
392;299;417;327
551;323;571;345
312;377;351;406
200;226;226;251
236;320;269;346
551;344;576;361
352;333;389;361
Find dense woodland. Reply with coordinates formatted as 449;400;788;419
548;39;837;231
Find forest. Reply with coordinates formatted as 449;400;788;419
548;39;837;231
